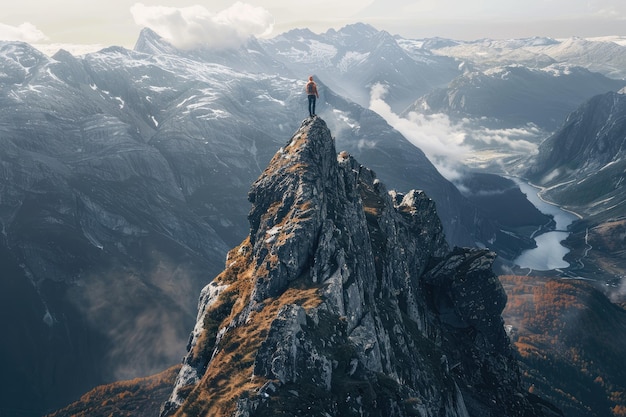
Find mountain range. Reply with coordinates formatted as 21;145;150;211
407;64;625;132
423;36;626;80
1;22;625;416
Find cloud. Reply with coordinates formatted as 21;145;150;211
130;2;274;50
469;125;540;153
368;83;544;179
369;83;471;180
356;0;626;39
365;0;626;20
610;278;626;304
69;250;201;381
0;22;49;42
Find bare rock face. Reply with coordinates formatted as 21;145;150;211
525;91;626;224
162;117;561;417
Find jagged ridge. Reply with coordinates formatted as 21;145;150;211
162;118;561;417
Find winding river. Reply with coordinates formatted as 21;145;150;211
511;179;580;271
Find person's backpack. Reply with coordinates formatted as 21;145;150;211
307;82;315;95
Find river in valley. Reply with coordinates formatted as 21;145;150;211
511;179;580;271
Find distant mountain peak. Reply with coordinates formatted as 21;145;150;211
280;27;318;40
336;22;379;36
134;27;179;55
161;117;560;417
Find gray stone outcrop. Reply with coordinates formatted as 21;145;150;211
162;117;562;417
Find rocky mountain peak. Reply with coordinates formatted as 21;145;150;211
525;91;626;222
133;27;179;55
161;117;561;417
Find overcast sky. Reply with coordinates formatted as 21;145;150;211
2;0;626;54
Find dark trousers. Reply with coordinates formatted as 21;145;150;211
308;95;316;116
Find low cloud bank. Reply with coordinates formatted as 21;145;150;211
69;251;201;381
0;22;105;56
130;2;274;50
369;83;471;180
0;22;49;42
368;83;540;180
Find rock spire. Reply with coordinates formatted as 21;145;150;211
161;117;561;417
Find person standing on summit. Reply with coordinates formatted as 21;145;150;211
305;76;319;117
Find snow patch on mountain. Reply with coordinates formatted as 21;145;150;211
589;36;626;46
337;51;370;72
277;39;338;65
540;64;574;76
332;108;359;130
